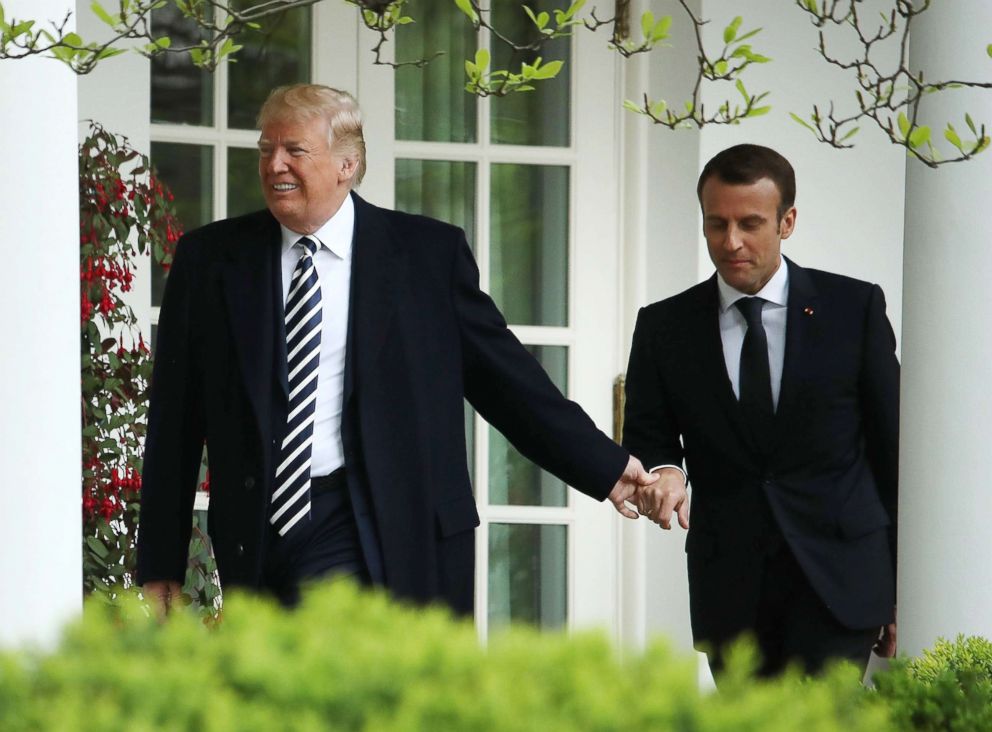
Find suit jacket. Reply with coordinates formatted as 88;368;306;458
622;257;899;648
137;193;628;613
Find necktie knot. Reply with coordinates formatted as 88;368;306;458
735;296;765;328
297;236;319;258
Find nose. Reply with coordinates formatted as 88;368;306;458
263;148;289;175
724;224;743;252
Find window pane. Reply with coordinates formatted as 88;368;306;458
227;147;267;218
150;5;213;126
395;2;477;142
489;346;567;507
490;164;568;326
489;523;566;631
150;143;214;306
228;2;312;130
395;159;477;250
490;0;570;146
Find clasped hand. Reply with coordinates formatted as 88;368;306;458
607;457;689;530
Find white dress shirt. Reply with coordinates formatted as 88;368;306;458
279;193;354;476
716;256;789;410
649;258;790;483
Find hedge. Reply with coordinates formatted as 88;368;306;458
0;582;987;731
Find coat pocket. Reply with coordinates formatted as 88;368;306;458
435;494;481;538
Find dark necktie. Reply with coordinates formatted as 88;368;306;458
271;236;322;538
735;297;774;436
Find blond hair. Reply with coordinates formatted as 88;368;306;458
257;84;367;186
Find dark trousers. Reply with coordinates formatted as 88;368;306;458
710;538;880;678
262;468;369;607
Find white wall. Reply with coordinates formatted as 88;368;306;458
76;0;153;336
0;0;82;647
899;0;992;657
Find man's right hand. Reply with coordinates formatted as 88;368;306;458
637;467;689;530
143;580;183;619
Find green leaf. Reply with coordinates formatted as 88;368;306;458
537;11;549;29
11;20;35;37
91;1;116;27
464;59;478;79
96;46;126;60
652;15;672;41
839;126;860;143
155;36;171;49
944;124;963;151
52;45;75;62
649;100;667;118
86;536;109;559
789;112;816;133
735;27;761;43
714;60;728;76
736;79;749;101
474;47;490;71
803;0;818;11
908;125;931;149
897;111;911;138
622;99;642;113
747;105;771;117
454;0;479;24
531;59;562;80
523;5;538;26
987;44;992;58
640;10;654;40
724;16;742;44
965;113;978;135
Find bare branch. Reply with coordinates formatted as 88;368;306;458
793;0;991;167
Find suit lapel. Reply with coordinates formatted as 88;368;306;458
221;211;283;432
344;193;400;406
770;257;820;450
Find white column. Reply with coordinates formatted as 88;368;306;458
0;0;81;646
899;1;992;656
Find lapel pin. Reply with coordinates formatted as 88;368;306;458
803;307;814;316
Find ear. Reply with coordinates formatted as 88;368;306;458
338;156;358;184
779;206;797;240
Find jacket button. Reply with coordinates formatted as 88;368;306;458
245;476;255;490
236;543;245;556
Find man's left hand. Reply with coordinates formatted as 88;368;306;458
607;455;659;519
874;621;897;657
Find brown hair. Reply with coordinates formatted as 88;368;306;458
697;144;795;220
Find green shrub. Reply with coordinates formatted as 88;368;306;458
874;635;992;732
0;582;896;731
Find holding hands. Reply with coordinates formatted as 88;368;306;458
608;458;689;530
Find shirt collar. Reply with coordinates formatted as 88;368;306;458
717;256;790;313
278;192;355;261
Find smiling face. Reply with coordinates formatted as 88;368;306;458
701;175;797;295
258;114;357;234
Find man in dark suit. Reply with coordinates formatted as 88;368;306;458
622;144;899;676
137;84;655;615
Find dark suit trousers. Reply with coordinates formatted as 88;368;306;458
709;530;880;678
262;469;369;607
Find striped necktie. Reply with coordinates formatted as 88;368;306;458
271;236;322;537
